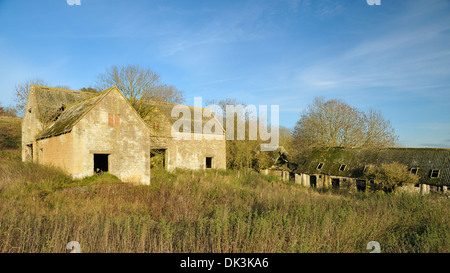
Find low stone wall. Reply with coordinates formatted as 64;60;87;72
263;169;290;181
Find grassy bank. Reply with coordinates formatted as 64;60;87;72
0;116;21;160
0;157;448;253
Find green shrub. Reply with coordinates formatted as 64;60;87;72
364;162;419;193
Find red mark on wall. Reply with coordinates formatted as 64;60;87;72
109;114;120;127
115;115;120;126
108;114;114;126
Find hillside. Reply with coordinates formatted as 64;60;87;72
0;116;22;158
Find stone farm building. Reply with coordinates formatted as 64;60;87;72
294;147;450;194
260;146;292;181
22;85;226;185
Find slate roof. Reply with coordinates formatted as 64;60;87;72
295;147;450;186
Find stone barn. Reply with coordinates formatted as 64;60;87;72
260;146;292;181
294;147;450;194
22;85;226;185
142;100;226;171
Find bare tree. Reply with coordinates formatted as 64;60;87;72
79;87;99;93
278;126;292;154
95;64;185;117
292;97;398;160
362;109;397;148
13;78;48;116
206;97;284;171
206;98;256;170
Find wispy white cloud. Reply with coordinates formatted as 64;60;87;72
155;0;325;59
160;37;225;57
303;45;448;91
294;1;450;96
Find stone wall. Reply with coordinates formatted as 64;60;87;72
295;173;357;191
296;172;435;195
23;86;227;185
36;133;74;173
262;169;290;181
21;87;44;162
166;133;226;171
71;89;151;184
397;184;431;195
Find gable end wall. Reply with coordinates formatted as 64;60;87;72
71;88;151;184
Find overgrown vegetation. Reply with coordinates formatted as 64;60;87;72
0;116;447;253
364;162;420;193
0;116;22;151
0;156;448;253
206;98;292;170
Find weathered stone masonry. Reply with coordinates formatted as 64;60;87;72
22;85;226;185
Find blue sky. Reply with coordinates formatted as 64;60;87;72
0;0;449;148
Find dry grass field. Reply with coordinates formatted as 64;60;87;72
0;116;448;253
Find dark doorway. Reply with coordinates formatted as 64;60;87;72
310;175;317;188
94;154;109;173
206;157;213;169
289;172;295;181
26;144;33;161
356;180;366;192
150;149;166;170
332;178;340;189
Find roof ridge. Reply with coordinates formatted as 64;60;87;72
31;84;93;95
143;99;213;111
321;146;450;152
32;86;209;110
63;87;112;109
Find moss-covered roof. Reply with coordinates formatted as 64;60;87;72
32;85;96;124
295;147;450;185
143;101;225;135
32;85;224;140
36;96;105;140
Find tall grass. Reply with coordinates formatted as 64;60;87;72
0;116;21;150
0;158;448;253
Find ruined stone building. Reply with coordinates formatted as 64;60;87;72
22;85;226;185
260;146;292;181
294;147;449;194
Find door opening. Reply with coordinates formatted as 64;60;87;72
310;175;317;188
94;154;109;174
26;144;33;161
332;178;340;189
356;180;366;192
150;149;166;170
206;157;213;169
